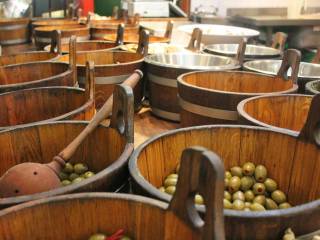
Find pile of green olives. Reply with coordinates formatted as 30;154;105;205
88;233;131;240
224;162;291;211
59;162;95;186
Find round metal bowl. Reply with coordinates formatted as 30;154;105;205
243;60;320;92
305;80;320;95
178;24;260;44
204;43;281;60
144;53;240;70
121;43;188;54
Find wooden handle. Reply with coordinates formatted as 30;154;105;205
312;48;320;64
234;38;247;66
136;29;149;57
186;28;202;52
115;24;125;46
84;61;95;103
164;20;174;39
55;70;143;162
277;49;301;84
298;94;320;147
0;45;2;56
50;30;62;54
271;32;287;52
169;147;225;240
69;35;77;86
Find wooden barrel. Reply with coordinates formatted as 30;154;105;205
305;79;320;95
177;49;300;126
57;30;149;109
0;61;95;130
129;97;320;239
34;25;90;50
0;36;77;93
0;146;226;239
0;18;30;45
237;94;313;135
0;84;134;209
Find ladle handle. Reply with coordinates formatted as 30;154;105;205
276;49;301;84
69;35;77;86
298;94;320;147
115;24;125;46
50;30;62;54
169;147;225;240
136;29;149;57
164;20;174;39
55;70;143;163
234;38;247;67
84;61;95;103
186;28;202;52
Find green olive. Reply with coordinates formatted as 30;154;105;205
244;190;255;202
254;165;267;182
69;173;80;181
165;186;176;195
195;194;204;205
224;191;232;201
271;190;286;204
167;174;178;179
244;202;251;208
61;180;71;186
232;191;245;202
265;198;278;210
242;162;255;176
159;186;165;192
232;199;245;211
164;178;178;187
89;233;107;240
279;202;291;209
83;171;95;179
253;195;266;206
253;183;266;195
230;166;243;177
264;178;278;192
228;176;241;193
224;199;233;209
58;172;69;181
240;176;254;191
72;177;84;184
282;228;295;240
74;163;89;175
62;162;74;174
250;203;266;211
225;171;232;179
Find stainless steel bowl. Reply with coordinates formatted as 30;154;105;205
243;60;320;92
144;53;240;70
204;44;281;59
305;80;320;95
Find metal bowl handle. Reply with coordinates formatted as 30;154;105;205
186;28;203;52
277;49;301;84
234;38;247;67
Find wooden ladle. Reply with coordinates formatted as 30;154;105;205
0;67;143;198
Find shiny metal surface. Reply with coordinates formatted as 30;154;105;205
243;60;320;79
204;44;281;59
145;53;239;70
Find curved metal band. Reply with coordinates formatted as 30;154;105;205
179;97;239;121
0;24;28;30
36;36;89;44
0;38;28;45
78;74;131;85
151;107;180;121
148;73;177;88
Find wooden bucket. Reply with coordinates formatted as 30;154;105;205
237;94;314;135
57;30;149;109
306;79;320;95
0;36;77;93
0;146;226;240
34;24;90;50
0;18;30;45
129;99;320;239
145;37;245;122
0;61;95;131
177;49;300;127
0;84;134;209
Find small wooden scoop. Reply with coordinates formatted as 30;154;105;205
0;67;143;198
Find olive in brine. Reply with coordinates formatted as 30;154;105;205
69;173;80;181
233;200;245;211
164;178;178;187
232;191;245;202
242;162;255;176
264;178;278;192
271;190;286;204
72;177;84;184
254;165;267;182
62;180;71;186
195;194;204;205
253;183;266;195
230;166;243;177
228;176;241;193
265;198;278;210
62;162;74;173
253;195;266;206
165;186;176;195
240;176;254;191
58;171;69;181
250;203;266;211
225;171;232;179
279;202;291;209
83;171;95;179
224;191;232;201
74;163;89;175
244;190;255;202
224;199;233;209
159;186;165;192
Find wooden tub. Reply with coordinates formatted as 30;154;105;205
237;94;315;135
177;49;300;127
0;18;30;45
129;102;320;239
57;30;149;109
0;36;77;93
0;146;225;239
34;24;90;50
0;84;134;209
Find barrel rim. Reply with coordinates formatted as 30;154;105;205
129;124;320;218
104;35;170;44
177;70;298;96
34;25;89;32
305;79;320;95
32;19;78;27
0;121;134;207
0;51;60;66
0;18;30;25
145;53;240;71
237;93;313;135
0;61;72;89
